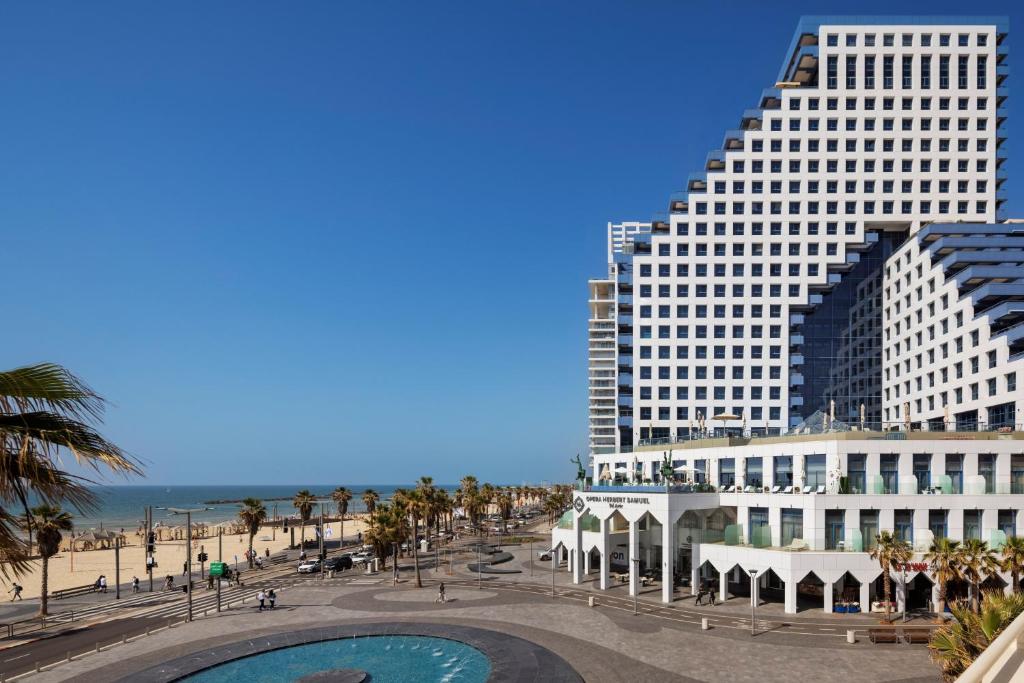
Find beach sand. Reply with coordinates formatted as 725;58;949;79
2;516;369;599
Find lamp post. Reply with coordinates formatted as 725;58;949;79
551;547;556;597
631;557;640;615
529;538;533;577
747;568;759;636
902;563;908;624
477;544;482;589
166;507;212;623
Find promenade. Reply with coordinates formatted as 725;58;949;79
6;527;941;683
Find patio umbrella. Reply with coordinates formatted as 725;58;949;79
613;466;629;474
599;464;612;481
860;403;866;430
713;412;740;436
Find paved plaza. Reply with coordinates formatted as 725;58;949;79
19;537;942;683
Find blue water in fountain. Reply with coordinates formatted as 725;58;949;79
182;635;491;683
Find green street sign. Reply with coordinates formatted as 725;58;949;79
209;562;227;577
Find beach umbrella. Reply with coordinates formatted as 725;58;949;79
713;412;739;436
613;466;629;474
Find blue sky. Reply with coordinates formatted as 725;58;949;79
0;1;1018;485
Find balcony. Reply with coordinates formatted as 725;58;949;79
668;192;688;214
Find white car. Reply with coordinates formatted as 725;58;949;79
536;549;552;561
297;559;321;574
351;552;374;566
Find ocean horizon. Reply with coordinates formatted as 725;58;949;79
42;484;479;532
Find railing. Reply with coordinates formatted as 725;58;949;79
635;422;1024;448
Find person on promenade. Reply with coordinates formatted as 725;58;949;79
257;589;266;611
99;575;107;593
265;548;270;558
436;582;446;603
182;561;188;577
132;576;140;594
709;583;717;607
9;584;22;601
165;575;174;591
268;589;276;609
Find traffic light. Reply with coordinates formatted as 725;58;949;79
146;532;156;554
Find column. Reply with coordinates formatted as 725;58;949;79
770;507;783;547
879;509;895;536
860;581;871;613
628;518;640;597
572;516;584;584
793;454;805;490
948;509;965;541
931;582;941;612
784;575;797;614
720;568;730;602
982;509;997;543
583;548;591;575
823;581;833;613
750;572;760;607
599;516;610;591
895;573;906;614
661;517;674;604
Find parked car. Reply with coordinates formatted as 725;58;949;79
536;549;552;561
325;556;353;571
297;559;322;574
351;551;374;566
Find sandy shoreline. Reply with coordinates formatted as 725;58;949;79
2;516;370;599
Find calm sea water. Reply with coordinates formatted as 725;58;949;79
56;485;460;532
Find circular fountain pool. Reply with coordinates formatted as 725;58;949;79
181;635;490;683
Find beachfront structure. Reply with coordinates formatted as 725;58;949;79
589;222;651;460
563;16;1024;614
601;16;1015;449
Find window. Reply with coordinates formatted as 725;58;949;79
883;56;894;89
827;55;838;89
865;55;876;88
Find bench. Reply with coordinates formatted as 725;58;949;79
868;626;937;645
868;628;900;644
52;584;97;600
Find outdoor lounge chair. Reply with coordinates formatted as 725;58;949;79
744;485;755;493
815;485;825;494
802;485;813;494
787;539;808;551
782;485;793;494
771;485;781;493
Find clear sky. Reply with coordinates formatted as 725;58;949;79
0;1;1019;485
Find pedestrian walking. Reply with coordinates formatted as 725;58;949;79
268;589;276;609
132;576;140;594
436;582;446;603
9;584;22;601
709;584;717;607
257;589;266;611
182;561;188;577
99;575;107;593
265;548;270;558
164;575;174;591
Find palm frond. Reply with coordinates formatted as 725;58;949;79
0;364;105;422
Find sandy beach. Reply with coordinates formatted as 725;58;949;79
2;516;370;600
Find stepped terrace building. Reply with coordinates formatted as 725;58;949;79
557;16;1024;615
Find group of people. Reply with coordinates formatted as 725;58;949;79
694;581;718;607
93;575;108;593
256;589;277;611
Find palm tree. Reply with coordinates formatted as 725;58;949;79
331;487;352;547
363;503;409;574
959;539;1000;612
292;490;316;551
0;363;139;577
496;491;513;534
362;489;379;518
870;531;913;623
1001;536;1024;593
927;538;963;620
929;591;1024;681
25;505;72;617
237;498;267;568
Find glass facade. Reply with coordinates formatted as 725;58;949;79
946;453;964;494
1012;455;1024;494
880;454;899;494
719;458;735;486
979;453;995;494
964;509;982;540
848;453;866;493
781;508;803;546
805;454;826;488
825;510;845;549
774;456;793;487
999;509;1016;538
929;509;948;540
913;453;931;493
746;457;763;488
895;510;914;544
860;509;879;551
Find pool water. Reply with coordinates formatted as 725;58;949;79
182;635;491;683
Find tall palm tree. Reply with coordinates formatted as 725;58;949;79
406;488;429;588
0;363;139;577
1001;536;1024;593
870;531;913;623
237;498;267;568
331;487;352;546
929;591;1024;681
25;505;72;617
959;539;1000;612
292;490;316;550
927;538;963;620
496;491;513;534
362;489;379;518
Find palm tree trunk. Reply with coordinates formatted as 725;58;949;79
248;534;255;568
39;556;49;617
937;581;947;621
1014;570;1020;593
883;572;891;623
412;514;422;588
340;514;345;549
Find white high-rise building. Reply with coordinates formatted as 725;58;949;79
589;222;650;459
564;17;1024;619
592;17;1015;451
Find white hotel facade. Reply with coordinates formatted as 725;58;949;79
564;16;1024;614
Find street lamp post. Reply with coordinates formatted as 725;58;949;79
166;507;212;623
477;544;482;589
747;568;759;636
529;538;533;577
902;563;908;624
551;547;556;597
631;558;640;615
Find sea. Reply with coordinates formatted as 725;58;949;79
55;485;462;532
